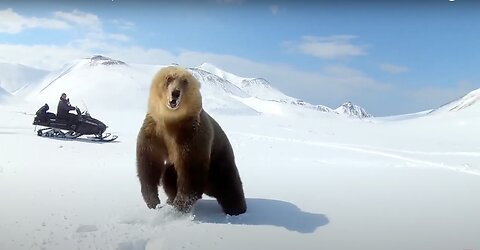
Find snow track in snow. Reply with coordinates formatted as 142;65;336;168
233;132;480;176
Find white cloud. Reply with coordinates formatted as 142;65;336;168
0;44;90;70
284;35;366;59
106;33;130;42
0;8;70;33
408;82;476;104
0;8;130;46
53;10;101;31
55;10;131;44
320;65;389;90
379;63;409;74
112;19;135;30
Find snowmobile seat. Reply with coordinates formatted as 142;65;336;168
46;112;56;121
53;118;69;125
35;104;50;122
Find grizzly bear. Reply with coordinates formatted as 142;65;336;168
136;66;247;216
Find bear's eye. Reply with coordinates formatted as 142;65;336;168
166;76;174;85
181;79;188;86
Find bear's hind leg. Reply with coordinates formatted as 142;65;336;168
215;177;246;216
208;157;246;216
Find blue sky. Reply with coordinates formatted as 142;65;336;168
1;0;479;116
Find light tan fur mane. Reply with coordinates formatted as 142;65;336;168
147;66;202;126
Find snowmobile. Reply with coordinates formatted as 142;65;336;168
32;103;118;142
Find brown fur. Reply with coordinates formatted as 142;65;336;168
136;66;247;215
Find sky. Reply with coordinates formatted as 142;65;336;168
0;0;479;116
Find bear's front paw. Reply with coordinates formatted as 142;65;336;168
172;195;197;213
143;195;161;209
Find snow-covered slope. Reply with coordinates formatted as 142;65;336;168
197;63;371;118
1;94;479;250
23;56;155;111
1;57;480;250
198;63;249;88
188;68;257;115
0;86;11;101
21;56;257;115
335;101;372;118
88;55;127;66
11;57;373;118
430;88;480;114
198;63;299;103
0;62;49;94
189;68;248;98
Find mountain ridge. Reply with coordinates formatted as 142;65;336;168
0;55;421;119
196;62;372;118
0;62;49;94
335;101;372;118
429;88;480;114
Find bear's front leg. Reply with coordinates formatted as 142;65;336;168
136;151;162;209
172;162;207;213
172;193;201;213
141;183;160;209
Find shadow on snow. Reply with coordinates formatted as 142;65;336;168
35;134;120;144
192;198;329;234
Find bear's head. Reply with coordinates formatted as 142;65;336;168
148;66;202;121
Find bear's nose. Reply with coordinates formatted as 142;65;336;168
171;89;181;99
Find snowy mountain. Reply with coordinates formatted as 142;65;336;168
0;62;49;94
188;68;257;115
14;56;371;118
19;56;256;115
313;104;335;113
0;85;11;101
335;101;372;118
87;55;127;66
198;63;300;103
429;88;480;114
196;63;373;118
238;77;298;103
188;68;249;98
22;56;153;110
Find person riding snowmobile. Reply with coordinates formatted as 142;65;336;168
57;93;78;128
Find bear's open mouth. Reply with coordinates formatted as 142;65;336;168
168;100;178;109
167;89;182;110
167;96;181;110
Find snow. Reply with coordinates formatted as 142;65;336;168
21;57;160;111
335;101;372;118
0;86;10;101
198;63;249;87
430;88;480;113
198;63;299;103
0;63;49;94
198;63;373;118
1;58;480;250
